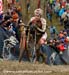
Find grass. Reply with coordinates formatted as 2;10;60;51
0;61;69;75
46;13;64;37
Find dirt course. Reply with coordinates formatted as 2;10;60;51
0;60;69;75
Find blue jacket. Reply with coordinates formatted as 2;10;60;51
59;8;65;17
0;26;12;57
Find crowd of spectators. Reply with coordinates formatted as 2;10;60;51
0;0;69;65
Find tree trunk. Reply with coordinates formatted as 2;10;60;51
20;0;28;24
3;0;8;12
41;0;46;18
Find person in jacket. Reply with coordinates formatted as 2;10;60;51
28;8;47;62
0;17;14;58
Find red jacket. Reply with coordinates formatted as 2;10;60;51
57;44;65;51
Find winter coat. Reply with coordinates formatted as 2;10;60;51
0;26;12;57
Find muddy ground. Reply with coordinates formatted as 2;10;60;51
0;60;69;75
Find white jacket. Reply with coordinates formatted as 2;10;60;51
30;17;46;33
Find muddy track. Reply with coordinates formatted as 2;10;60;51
0;61;69;75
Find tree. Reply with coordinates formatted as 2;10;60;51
3;0;8;12
20;0;28;24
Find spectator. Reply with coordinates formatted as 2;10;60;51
46;6;53;22
0;19;14;58
49;25;58;39
64;16;69;29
